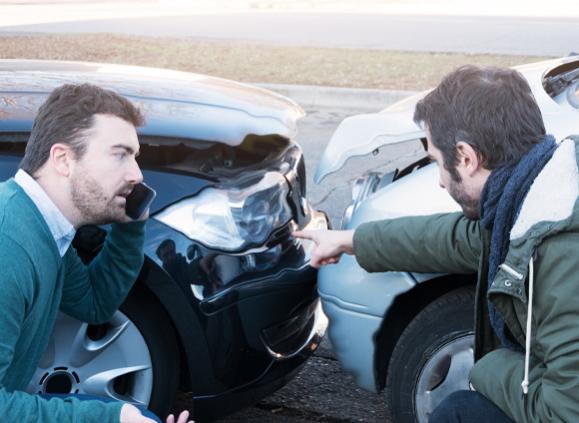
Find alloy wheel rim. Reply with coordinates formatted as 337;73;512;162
414;333;474;423
27;311;153;406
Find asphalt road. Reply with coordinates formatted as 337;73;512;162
210;338;390;423
1;11;578;56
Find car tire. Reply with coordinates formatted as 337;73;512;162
119;288;181;419
385;286;475;423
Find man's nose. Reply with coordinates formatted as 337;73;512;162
127;157;143;184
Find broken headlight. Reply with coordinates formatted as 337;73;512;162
154;172;293;251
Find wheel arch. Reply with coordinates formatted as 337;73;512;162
373;273;476;392
134;257;220;395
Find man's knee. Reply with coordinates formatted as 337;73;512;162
430;390;475;423
429;390;513;423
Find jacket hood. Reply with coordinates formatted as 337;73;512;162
493;136;579;300
510;136;579;243
489;135;579;395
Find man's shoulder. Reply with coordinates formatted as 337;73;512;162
0;180;25;233
537;225;579;253
0;176;30;205
0;180;54;255
0;186;55;297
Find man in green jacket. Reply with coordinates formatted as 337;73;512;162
0;84;192;423
295;65;579;422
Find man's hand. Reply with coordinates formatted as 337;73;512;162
293;229;355;269
120;405;195;423
120;404;157;423
119;206;150;223
135;208;150;222
166;410;194;423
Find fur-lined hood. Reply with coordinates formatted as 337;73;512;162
489;136;579;301
511;136;579;242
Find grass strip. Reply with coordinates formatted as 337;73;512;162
0;34;551;90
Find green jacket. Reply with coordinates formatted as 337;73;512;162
353;136;579;422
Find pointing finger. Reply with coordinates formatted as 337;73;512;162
176;410;190;423
292;230;317;242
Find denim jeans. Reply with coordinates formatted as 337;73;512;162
40;393;163;422
429;390;515;423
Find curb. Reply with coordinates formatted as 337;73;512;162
256;83;418;111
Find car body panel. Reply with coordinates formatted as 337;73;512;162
141;215;328;420
346;164;459;225
0;60;304;145
322;301;383;391
315;56;579;183
313;92;424;184
316;56;579;394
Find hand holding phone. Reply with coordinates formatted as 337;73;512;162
125;182;156;220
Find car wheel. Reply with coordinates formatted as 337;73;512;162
119;288;181;417
29;288;180;419
385;286;475;423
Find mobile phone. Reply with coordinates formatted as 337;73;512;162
125;182;156;220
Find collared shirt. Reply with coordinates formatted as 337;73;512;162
14;169;76;257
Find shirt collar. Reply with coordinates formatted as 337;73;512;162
14;169;76;257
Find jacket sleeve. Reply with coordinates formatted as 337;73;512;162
60;221;145;324
353;212;482;274
0;246;123;422
470;231;579;422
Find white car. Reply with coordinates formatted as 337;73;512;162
315;55;579;423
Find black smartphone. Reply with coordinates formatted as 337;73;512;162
125;182;157;220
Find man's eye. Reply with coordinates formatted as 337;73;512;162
115;152;127;159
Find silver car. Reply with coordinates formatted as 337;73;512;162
315;55;579;423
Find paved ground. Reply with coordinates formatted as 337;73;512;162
211;338;390;422
0;2;578;56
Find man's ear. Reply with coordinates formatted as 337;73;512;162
49;143;73;177
455;141;481;176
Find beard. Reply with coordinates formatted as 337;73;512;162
71;172;130;225
447;178;480;220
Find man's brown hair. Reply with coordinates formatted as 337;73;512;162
20;83;145;175
413;65;545;182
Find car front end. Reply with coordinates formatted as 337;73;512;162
0;59;328;421
314;55;579;421
137;134;329;420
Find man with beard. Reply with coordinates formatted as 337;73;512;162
0;84;192;423
294;66;579;422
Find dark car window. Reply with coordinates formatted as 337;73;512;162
0;133;26;180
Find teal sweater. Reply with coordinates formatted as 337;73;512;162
0;179;145;422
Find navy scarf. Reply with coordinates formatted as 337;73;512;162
479;135;557;349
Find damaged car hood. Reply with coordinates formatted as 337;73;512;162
315;56;579;183
0;60;304;145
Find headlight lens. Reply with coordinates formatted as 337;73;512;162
154;172;293;251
